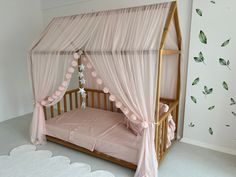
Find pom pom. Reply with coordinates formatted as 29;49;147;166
109;95;116;102
71;60;78;67
40;100;47;105
62;81;68;87
96;78;103;85
55;91;61;96
59;86;65;91
66;73;72;79
52;94;58;99
115;101;122;108
73;53;80;60
48;97;53;102
68;67;75;73
86;63;92;69
130;114;137;121
142;121;149;128
91;71;97;77
123;107;129;115
103;87;109;93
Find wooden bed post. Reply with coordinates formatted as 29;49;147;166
173;4;182;139
154;1;177;160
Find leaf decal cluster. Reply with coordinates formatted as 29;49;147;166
192;77;200;85
219;58;231;70
191;2;234;137
202;86;213;96
194;52;206;65
221;39;230;47
222;81;229;90
199;30;207;44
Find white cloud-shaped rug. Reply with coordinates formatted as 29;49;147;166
0;145;115;177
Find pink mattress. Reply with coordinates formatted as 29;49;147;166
46;107;141;164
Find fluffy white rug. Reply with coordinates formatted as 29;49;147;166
0;144;115;177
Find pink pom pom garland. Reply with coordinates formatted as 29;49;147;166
65;73;72;79
103;87;109;93
96;78;103;85
71;60;78;67
130;114;137;121
109;95;116;102
115;101;122;108
123;107;129;115
68;67;75;73
91;71;97;77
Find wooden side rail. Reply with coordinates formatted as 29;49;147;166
156;99;178;165
43;88;118;120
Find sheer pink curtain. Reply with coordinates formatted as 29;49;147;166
84;4;170;177
29;15;100;144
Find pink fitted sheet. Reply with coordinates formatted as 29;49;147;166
46;104;174;165
46;107;141;164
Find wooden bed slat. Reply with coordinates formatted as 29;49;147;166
50;106;54;118
69;93;73;110
104;94;107;110
57;102;61;115
97;93;101;108
64;96;67;112
91;92;94;107
75;92;78;108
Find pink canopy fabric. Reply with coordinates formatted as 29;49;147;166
28;3;173;177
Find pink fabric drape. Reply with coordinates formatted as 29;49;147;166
29;3;171;177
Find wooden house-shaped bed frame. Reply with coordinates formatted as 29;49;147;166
43;1;182;169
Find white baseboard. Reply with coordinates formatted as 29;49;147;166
180;137;236;156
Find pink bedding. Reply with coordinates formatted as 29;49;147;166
46;104;175;164
46;107;140;164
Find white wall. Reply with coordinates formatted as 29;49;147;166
182;0;236;155
41;0;193;138
0;0;43;122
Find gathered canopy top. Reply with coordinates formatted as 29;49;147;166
31;2;176;54
29;2;178;177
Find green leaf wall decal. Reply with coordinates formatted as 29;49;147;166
194;52;206;65
203;86;213;96
199;30;207;44
189;122;195;127
222;81;229;90
232;112;236;117
196;9;203;16
191;96;197;103
221;39;230;47
210;1;216;4
209;127;213;135
230;98;236;105
208;106;215;110
219;58;231;70
192;77;200;85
